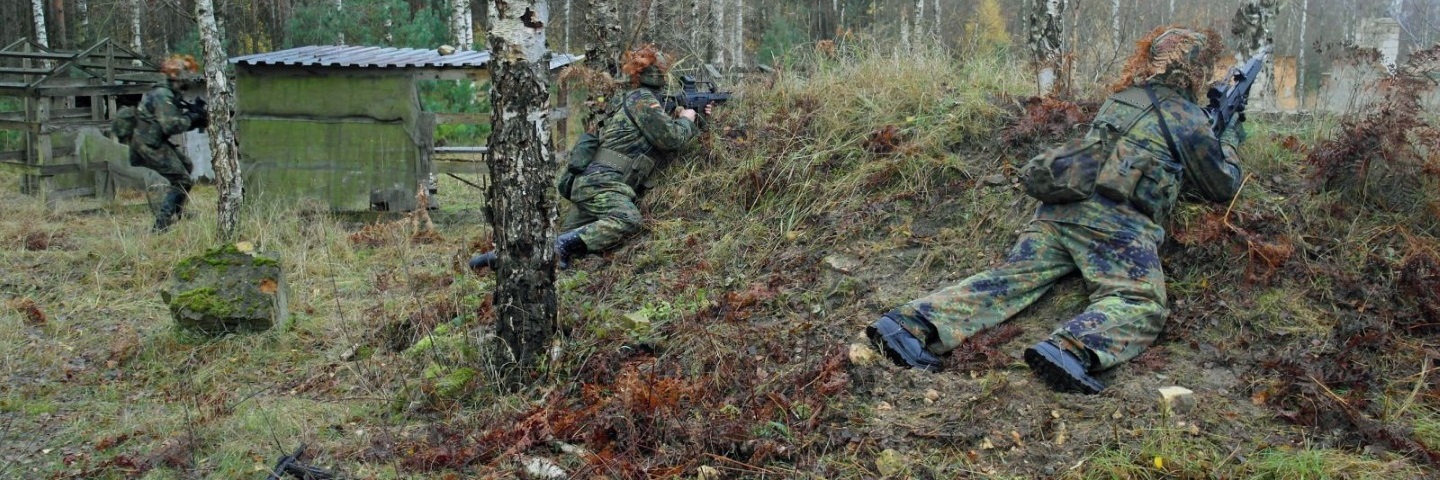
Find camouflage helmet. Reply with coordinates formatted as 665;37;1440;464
1143;28;1214;95
160;54;202;84
637;51;668;88
1112;26;1222;96
623;46;670;89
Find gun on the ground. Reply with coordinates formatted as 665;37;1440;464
1204;46;1270;140
662;75;732;113
265;443;336;480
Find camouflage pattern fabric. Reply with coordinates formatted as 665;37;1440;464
887;80;1242;372
564;87;697;251
130;84;196;192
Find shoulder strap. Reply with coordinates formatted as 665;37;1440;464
1142;85;1184;165
619;89;662;155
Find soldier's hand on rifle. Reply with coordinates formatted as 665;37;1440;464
703;102;714;117
677;107;697;122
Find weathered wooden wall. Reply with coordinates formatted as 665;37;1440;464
235;66;427;212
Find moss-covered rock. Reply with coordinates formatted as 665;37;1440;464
161;243;287;335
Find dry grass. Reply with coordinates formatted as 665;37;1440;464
3;40;1440;479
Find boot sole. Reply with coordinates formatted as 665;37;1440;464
1024;344;1105;395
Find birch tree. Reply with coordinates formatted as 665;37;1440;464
486;0;558;387
732;0;744;67
913;0;925;38
1297;0;1309;108
335;0;345;45
452;0;474;49
1028;0;1067;95
77;0;88;45
1233;0;1279;111
586;0;622;76
31;0;48;47
710;0;727;68
1111;0;1122;59
130;0;142;57
196;0;242;240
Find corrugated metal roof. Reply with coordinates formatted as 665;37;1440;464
230;46;582;70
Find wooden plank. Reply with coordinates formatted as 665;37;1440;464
42;119;111;133
0;119;38;132
0;161;79;175
0;150;23;161
434;159;488;174
434;146;490;154
435;112;492;125
0;67;53;75
36;84;154;97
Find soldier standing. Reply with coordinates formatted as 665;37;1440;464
867;28;1246;394
471;46;710;270
131;55;208;232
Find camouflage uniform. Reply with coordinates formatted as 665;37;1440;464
131;83;201;231
886;83;1243;372
561;87;699;252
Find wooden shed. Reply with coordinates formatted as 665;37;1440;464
0;38;161;206
229;46;580;212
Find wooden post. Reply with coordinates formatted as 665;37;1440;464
36;96;54;207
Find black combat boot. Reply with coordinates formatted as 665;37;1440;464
865;315;943;371
555;230;587;269
468;251;498;271
1023;340;1106;394
151;190;185;233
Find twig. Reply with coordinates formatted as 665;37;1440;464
1222;173;1253;232
703;453;784;475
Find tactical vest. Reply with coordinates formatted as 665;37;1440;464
1021;86;1185;222
589;89;665;190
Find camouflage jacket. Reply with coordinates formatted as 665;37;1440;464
1035;84;1243;236
135;84;193;147
596;87;698;165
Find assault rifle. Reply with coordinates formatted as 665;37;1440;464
178;97;209;130
1204;46;1270;140
662;75;732;112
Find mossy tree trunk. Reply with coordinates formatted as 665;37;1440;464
1233;0;1279;110
486;0;558;388
585;0;621;76
197;0;242;241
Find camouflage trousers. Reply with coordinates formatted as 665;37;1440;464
889;220;1168;371
561;171;643;252
130;141;194;192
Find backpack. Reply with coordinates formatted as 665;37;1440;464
1020;86;1182;213
110;106;137;143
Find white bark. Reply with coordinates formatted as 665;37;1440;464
78;0;88;45
1111;0;1122;57
933;0;940;35
335;0;345;45
565;0;573;52
32;0;49;47
485;0;558;386
452;0;471;49
901;14;911;51
196;0;243;241
130;0;142;65
1297;0;1309;108
690;0;699;55
732;0;744;67
1029;0;1067;95
914;0;924;38
1169;0;1175;20
710;0;726;68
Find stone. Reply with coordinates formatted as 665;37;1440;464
980;174;1010;186
1158;386;1196;415
823;254;862;274
848;343;879;366
162;244;287;335
874;449;908;477
522;457;565;479
696;465;721;480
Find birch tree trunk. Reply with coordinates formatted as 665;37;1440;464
77;0;88;46
130;0;142;65
900;9;911;51
452;0;472;49
690;0;699;54
586;0;622;76
564;0;572;52
1233;0;1279;111
732;0;744;68
1028;0;1067;96
913;0;924;38
1111;0;1122;58
1297;0;1309;109
486;0;558;388
710;0;726;68
335;0;345;45
31;0;48;47
933;0;940;36
196;0;243;241
1169;0;1175;21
